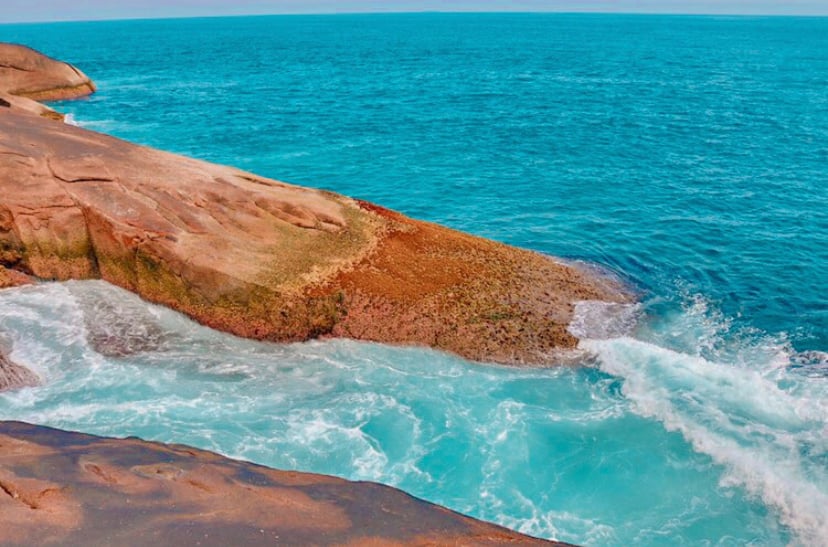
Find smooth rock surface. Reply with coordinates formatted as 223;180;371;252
0;43;95;101
0;421;560;546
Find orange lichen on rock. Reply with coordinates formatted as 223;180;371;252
325;202;622;363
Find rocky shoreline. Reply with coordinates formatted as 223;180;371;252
0;43;95;122
0;42;629;544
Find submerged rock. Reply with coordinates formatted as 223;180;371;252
0;340;39;391
0;358;39;391
71;283;172;357
0;421;560;546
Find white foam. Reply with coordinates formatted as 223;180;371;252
569;300;642;339
790;350;828;378
570;288;828;544
497;503;618;546
583;335;828;545
3;280;825;543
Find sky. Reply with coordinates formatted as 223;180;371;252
2;0;828;23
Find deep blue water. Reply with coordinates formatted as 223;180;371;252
1;14;827;545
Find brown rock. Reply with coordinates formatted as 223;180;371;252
0;42;628;364
0;107;629;365
0;421;563;546
0;43;95;102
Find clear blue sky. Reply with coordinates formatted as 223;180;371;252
2;0;828;23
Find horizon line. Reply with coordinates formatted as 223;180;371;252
3;9;828;25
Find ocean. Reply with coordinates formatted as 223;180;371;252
1;13;827;545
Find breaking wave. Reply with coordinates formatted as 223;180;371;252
573;294;828;546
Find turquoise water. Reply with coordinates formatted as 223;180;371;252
1;14;827;545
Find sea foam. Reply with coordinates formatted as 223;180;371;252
0;280;812;545
574;298;828;545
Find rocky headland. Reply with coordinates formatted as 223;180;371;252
0;43;94;122
0;43;626;544
0;43;95;102
0;43;628;368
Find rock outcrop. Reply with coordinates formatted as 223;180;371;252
0;42;610;545
0;328;40;392
0;42;630;365
0;43;95;102
0;265;33;289
0;421;560;546
0;107;628;365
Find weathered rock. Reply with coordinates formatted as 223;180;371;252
73;284;172;357
0;359;40;391
0;107;628;364
0;421;562;546
0;42;629;364
0;43;95;102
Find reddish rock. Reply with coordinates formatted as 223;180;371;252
0;43;95;102
0;40;598;547
0;42;629;365
0;265;34;289
0;421;563;546
0;107;628;365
